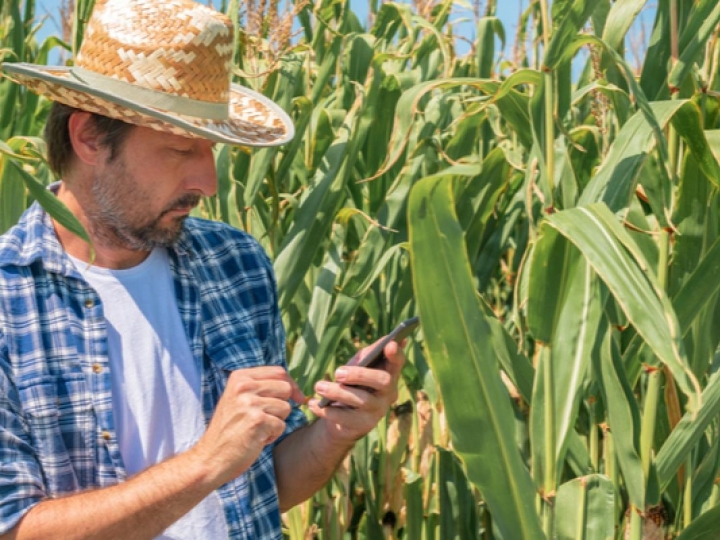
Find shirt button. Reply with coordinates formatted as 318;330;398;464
84;298;94;308
92;364;103;374
101;431;111;441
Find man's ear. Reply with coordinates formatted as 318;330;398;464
67;111;104;166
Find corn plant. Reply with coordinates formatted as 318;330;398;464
407;0;720;538
4;0;720;538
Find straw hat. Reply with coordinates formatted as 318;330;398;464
2;0;294;147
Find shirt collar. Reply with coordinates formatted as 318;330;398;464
0;197;76;274
0;183;194;274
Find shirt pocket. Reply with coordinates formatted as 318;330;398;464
17;375;96;496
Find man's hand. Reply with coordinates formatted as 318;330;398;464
274;340;406;510
192;366;305;486
308;339;406;445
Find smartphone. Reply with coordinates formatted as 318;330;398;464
318;316;420;408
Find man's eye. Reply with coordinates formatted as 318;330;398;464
172;148;192;155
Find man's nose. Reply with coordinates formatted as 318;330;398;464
186;142;218;197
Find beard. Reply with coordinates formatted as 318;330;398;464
87;156;200;251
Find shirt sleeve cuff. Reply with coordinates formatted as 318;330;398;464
274;404;308;447
0;486;44;535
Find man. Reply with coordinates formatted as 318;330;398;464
0;1;405;538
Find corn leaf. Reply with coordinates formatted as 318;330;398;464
528;231;603;485
6;160;90;246
655;369;720;492
545;203;702;412
675;501;720;540
579;100;687;210
555;474;616;540
409;175;544;540
667;0;720;91
601;0;649;52
594;320;645;509
543;0;597;69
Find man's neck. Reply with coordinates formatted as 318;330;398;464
54;182;150;270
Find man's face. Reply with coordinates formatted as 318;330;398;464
86;126;217;250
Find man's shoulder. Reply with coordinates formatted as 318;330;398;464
181;217;271;266
182;217;262;249
0;223;28;263
0;205;42;270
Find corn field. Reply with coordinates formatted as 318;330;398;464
4;0;720;538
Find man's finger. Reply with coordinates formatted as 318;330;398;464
334;365;393;391
380;340;405;377
231;366;292;380
228;368;307;404
289;377;308;405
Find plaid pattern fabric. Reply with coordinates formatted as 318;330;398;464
0;201;307;538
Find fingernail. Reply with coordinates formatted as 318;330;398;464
316;381;330;393
335;367;349;381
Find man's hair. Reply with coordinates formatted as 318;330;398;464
44;102;134;177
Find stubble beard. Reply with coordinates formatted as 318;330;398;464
88;157;200;251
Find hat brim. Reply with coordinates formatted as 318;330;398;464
3;62;295;147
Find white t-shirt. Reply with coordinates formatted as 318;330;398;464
69;248;228;539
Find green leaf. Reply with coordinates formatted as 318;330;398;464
670;101;720;188
528;234;603;485
409;175;544;540
371;77;533;180
672;235;720;336
272;96;313;189
212;144;234;226
667;0;720;91
594;321;645;509
495;68;543;100
0;153;26;234
437;447;478;540
638;0;671;99
403;470;424;540
676;501;720;540
555;474;616;540
543;0;597;69
601;0;649;52
656;369;720;492
274;105;357;310
545;203;702;412
7;160;90;245
458;148;514;264
343;34;375;84
288;223;346;394
480;298;534;404
527;227;572;343
579;100;687;210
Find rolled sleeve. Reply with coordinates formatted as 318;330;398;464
0;330;45;534
262;255;308;444
278;405;308;444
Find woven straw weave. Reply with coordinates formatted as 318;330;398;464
77;0;233;104
1;0;294;147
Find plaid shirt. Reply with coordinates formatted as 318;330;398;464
0;200;307;538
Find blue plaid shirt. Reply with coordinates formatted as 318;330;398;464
0;201;307;538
